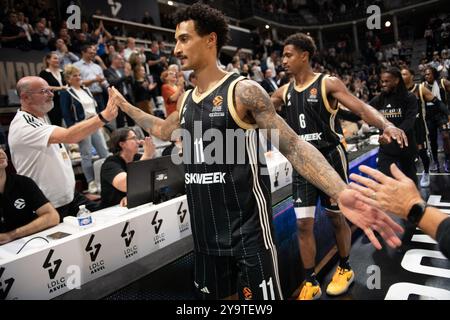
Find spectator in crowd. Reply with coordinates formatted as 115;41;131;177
0;147;59;245
241;63;251;79
442;49;450;77
104;53;136;127
226;56;241;74
38;17;54;39
251;60;264;83
55;38;79;69
91;20;112;45
128;51;145;70
350;164;450;259
71;31;88;55
38;52;67;126
145;41;168;92
123;37;138;61
132;64;157;115
100;128;155;208
260;68;278;96
80;21;93;44
429;51;442;69
60;65;110;194
1;11;28;49
31;21;51;50
161;70;184;117
16;11;33;43
8;76;118;220
186;71;198;90
266;50;278;76
74;44;109;112
58;27;71;47
142;11;154;25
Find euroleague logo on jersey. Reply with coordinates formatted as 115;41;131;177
210;96;225;117
243;287;253;300
213;96;223;107
14;198;26;210
307;87;319;103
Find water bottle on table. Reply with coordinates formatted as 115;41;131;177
77;205;93;229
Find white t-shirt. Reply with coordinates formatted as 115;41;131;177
72;87;97;118
8;110;75;208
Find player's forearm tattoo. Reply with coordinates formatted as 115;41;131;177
237;82;347;199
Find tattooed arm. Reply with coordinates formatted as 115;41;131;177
235;80;347;200
235;80;404;249
111;87;181;141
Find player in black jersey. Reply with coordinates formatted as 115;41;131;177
112;4;403;300
401;67;449;187
370;67;419;182
422;67;450;173
271;33;406;300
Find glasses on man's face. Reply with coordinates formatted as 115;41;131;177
126;136;139;141
27;88;53;96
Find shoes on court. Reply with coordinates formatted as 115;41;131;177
297;282;322;300
326;266;354;296
430;161;440;172
445;160;450;173
420;172;430;188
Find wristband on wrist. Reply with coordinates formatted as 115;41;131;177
407;201;427;226
98;112;109;124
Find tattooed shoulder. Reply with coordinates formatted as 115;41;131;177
235;80;273;115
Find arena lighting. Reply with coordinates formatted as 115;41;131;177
265;24;270;29
385;21;391;27
168;1;174;5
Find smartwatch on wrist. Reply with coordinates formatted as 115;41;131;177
98;112;109;124
407;201;427;226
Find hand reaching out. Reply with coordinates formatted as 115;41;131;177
102;87;119;121
349;164;423;219
141;136;156;159
338;188;404;250
379;126;408;148
111;87;129;110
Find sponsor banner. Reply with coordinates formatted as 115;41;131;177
1;197;191;299
0;49;45;97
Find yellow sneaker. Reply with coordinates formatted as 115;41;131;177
297;282;322;300
326;266;354;296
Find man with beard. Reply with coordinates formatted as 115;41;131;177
369;67;418;184
8;76;119;220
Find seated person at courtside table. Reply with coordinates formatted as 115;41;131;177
0;147;59;245
100;128;155;208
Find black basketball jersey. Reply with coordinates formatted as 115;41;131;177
422;80;447;119
283;73;342;151
179;72;275;256
410;83;426;122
